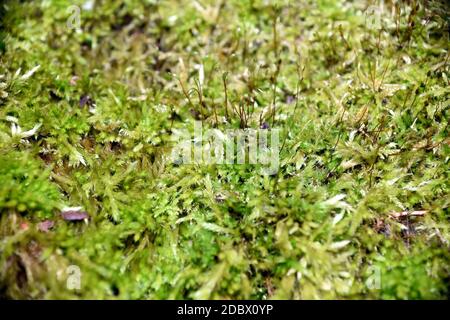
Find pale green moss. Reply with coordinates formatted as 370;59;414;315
0;0;449;299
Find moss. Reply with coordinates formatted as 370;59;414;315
0;0;449;299
0;152;61;219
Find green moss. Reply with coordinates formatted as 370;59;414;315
0;0;449;299
0;152;61;218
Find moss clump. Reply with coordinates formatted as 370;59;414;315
0;152;61;218
0;0;449;299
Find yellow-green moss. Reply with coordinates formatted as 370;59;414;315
0;0;449;299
